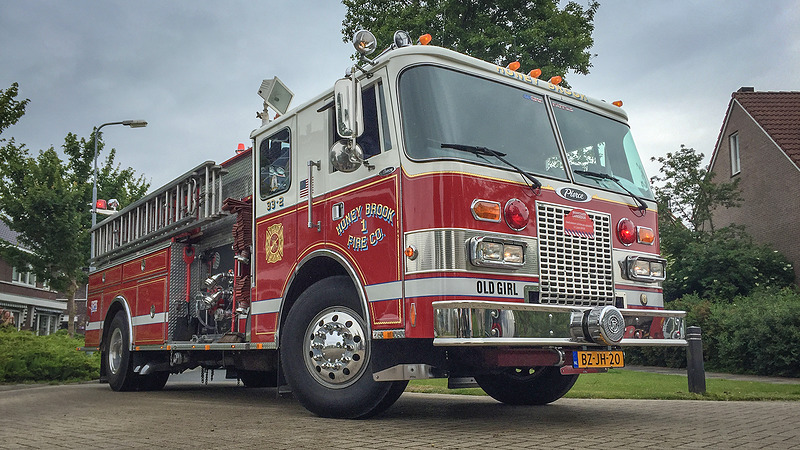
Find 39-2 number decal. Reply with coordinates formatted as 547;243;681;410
265;197;285;212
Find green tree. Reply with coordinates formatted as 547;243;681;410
650;145;742;233
342;0;599;86
0;83;149;336
0;83;29;134
651;145;794;301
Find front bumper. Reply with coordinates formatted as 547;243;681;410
433;300;686;347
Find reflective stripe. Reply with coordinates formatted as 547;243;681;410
365;281;402;302
132;312;167;327
251;298;281;315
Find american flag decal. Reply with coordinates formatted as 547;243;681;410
300;179;309;198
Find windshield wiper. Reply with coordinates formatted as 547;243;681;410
573;169;648;212
441;143;542;190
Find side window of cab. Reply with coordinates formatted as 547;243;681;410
259;127;291;199
329;81;392;163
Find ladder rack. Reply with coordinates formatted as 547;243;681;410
91;161;228;266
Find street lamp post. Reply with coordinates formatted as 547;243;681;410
90;120;147;270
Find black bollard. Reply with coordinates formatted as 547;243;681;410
686;326;706;394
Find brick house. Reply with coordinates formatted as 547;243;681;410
0;220;87;334
708;87;800;283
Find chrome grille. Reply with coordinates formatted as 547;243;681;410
536;202;614;306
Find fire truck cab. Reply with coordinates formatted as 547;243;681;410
84;30;685;418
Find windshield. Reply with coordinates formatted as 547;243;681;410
551;101;654;200
399;65;568;180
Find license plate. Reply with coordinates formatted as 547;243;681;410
572;350;624;369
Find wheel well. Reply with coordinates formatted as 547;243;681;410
279;255;352;336
102;301;127;346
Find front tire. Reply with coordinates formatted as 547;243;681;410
238;370;275;388
280;276;407;418
475;367;578;405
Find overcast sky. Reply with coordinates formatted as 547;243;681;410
1;1;798;191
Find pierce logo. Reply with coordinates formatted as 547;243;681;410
557;187;590;202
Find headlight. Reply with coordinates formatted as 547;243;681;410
625;256;666;282
478;241;503;262
650;261;665;278
503;244;524;264
470;237;526;268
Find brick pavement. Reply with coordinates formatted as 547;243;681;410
2;381;800;449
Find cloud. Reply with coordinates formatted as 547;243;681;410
2;0;798;190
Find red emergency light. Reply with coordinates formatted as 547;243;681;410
504;199;529;231
617;218;636;246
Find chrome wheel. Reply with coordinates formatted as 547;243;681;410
282;276;407;418
108;327;124;375
303;307;367;389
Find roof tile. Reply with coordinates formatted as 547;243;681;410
0;220;23;248
732;91;800;167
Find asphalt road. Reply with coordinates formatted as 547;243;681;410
2;374;800;449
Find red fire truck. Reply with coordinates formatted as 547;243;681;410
83;30;685;418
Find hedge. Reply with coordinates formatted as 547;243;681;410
626;288;800;378
0;328;100;383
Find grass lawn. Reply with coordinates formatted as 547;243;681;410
406;369;800;401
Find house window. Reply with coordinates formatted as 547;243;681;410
35;312;61;335
0;308;20;330
729;133;740;176
11;266;36;286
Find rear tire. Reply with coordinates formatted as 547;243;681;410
475;367;578;405
280;276;408;418
138;372;170;391
104;311;138;391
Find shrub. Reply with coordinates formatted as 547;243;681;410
625;288;800;378
0;328;100;383
710;289;800;377
624;295;711;368
662;225;795;302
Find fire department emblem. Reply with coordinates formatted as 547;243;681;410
266;223;284;263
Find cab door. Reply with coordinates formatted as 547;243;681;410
317;72;404;329
252;117;297;342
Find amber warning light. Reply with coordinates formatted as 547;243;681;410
471;200;501;222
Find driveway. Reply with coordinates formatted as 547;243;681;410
1;376;799;449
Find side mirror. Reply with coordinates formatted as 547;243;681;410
330;141;364;173
334;77;363;139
